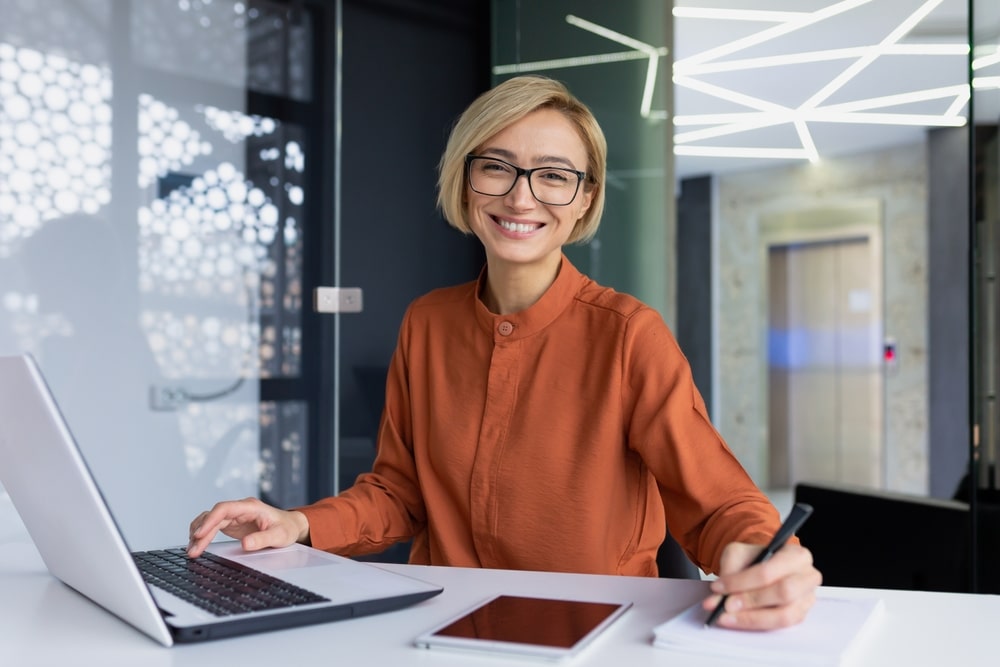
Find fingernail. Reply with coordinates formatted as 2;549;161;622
244;537;255;550
727;598;743;612
710;581;725;594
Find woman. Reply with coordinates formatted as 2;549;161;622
188;75;821;630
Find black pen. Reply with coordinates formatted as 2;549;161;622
704;502;814;628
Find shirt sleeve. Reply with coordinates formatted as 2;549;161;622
295;308;426;556
621;307;785;574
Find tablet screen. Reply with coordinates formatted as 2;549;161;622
415;595;631;660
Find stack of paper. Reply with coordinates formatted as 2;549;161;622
652;595;884;666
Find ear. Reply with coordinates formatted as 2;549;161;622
577;188;594;220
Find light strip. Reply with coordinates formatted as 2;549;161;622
673;74;789;114
674;146;815;160
818;85;969;113
671;8;806;23
674;112;793;127
492;49;660;75
495;4;977;164
794;119;820;162
972;47;1000;70
946;87;972;117
677;44;967;77
675;0;872;68
806;111;967;126
802;0;945;110
565;14;665;119
674;108;965;147
565;14;660;56
675;115;791;144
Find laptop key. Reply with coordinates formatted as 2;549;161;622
133;549;330;617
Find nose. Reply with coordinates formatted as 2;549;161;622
504;173;536;209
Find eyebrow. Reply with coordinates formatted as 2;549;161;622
477;147;581;171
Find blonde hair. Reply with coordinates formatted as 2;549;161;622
436;75;607;244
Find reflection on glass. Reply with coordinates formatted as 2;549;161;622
491;0;672;316
0;0;313;545
259;400;307;508
0;43;112;243
493;1;975;504
675;2;969;500
131;0;313;101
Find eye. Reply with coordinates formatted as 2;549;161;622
536;169;572;185
480;159;514;175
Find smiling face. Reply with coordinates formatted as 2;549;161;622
465;108;594;273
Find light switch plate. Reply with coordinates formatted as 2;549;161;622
314;287;363;313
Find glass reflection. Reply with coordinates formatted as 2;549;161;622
0;0;311;548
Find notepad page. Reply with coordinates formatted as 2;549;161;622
652;594;884;666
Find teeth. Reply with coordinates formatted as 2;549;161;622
498;219;538;233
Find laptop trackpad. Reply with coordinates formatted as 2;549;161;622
238;549;336;570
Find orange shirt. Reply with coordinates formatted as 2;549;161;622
299;257;782;576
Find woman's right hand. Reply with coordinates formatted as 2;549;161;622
187;497;310;558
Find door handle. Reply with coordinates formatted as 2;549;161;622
313;287;363;313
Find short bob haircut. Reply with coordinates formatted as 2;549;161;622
436;75;607;245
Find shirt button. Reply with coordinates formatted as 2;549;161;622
497;321;514;336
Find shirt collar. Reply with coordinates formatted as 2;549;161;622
472;254;586;340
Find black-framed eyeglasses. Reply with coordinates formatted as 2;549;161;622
465;154;587;206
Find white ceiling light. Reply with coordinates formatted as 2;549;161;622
492;1;985;172
673;0;971;165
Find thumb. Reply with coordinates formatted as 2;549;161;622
241;528;283;552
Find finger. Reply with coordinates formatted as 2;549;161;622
713;589;816;631
714;543;814;594
188;511;208;538
192;498;264;538
712;568;821;616
186;499;258;557
241;526;290;552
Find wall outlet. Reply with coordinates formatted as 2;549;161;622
149;385;188;411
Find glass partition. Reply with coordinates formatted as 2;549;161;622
491;0;674;319
0;0;316;549
493;0;991;588
971;0;1000;592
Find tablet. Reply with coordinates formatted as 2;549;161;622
413;594;632;661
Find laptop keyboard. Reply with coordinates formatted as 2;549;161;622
133;548;330;617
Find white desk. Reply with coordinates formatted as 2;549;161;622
1;500;997;667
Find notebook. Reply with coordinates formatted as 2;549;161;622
0;353;443;646
652;594;884;666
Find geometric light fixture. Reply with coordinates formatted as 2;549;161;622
672;0;970;162
492;0;986;165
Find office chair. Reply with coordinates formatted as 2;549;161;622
794;481;977;592
657;530;700;579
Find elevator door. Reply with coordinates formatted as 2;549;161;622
768;237;883;490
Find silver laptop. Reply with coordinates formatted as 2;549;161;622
0;353;442;646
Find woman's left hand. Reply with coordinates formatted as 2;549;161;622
700;541;822;630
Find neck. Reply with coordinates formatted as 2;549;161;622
481;254;562;315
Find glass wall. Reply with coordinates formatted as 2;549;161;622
0;0;316;549
971;0;1000;591
972;0;1000;491
491;0;674;320
493;0;996;587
